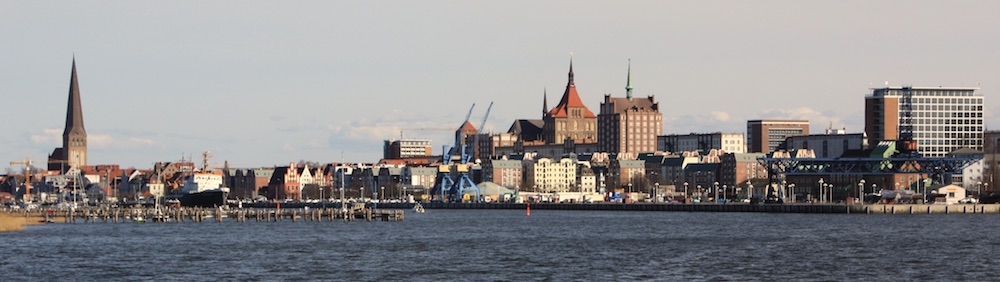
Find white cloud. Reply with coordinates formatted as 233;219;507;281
89;134;115;147
29;129;61;145
760;107;846;132
127;137;155;146
711;111;730;122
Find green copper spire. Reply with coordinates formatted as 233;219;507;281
626;59;633;100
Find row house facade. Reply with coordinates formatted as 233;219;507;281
526;157;578;193
267;163;300;200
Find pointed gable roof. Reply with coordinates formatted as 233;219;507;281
548;59;596;118
459;121;477;133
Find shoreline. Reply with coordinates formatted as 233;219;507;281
0;212;46;232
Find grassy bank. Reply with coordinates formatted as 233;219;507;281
0;212;46;232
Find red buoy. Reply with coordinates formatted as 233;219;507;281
526;202;531;217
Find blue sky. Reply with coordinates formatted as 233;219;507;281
2;1;998;168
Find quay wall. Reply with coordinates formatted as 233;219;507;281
379;202;1000;214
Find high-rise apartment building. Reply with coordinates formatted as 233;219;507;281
598;60;662;155
746;120;809;153
865;86;983;157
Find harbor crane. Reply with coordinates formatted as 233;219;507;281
430;102;492;202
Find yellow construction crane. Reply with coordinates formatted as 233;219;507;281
9;156;33;202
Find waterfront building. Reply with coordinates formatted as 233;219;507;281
409;167;437;191
48;57;88;173
661;155;700;191
598;61;662;155
984;130;1000;193
608;158;646;192
297;164;314;196
525;157;578;193
223;168;258;199
494;140;600;159
252;168;274;196
383;139;433;159
747;119;809;153
682;163;720;198
578;164;597;193
267;163;301;200
468;132;517;162
783;131;867;158
483;159;523;189
718;153;767;188
658;132;745;155
864;86;984;157
543;59;597;145
509;119;545;144
949;149;984;193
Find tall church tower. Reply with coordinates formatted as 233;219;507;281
542;58;597;144
49;57;87;172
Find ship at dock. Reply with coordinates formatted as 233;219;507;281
177;152;230;208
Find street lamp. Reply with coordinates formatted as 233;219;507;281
696;185;702;202
683;182;689;203
788;184;795;203
714;181;720;203
722;184;728;203
818;178;825;204
858;179;865;204
654;182;659;203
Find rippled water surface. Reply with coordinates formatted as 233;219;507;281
3;209;1000;281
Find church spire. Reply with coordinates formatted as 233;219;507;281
65;56;86;136
542;88;548;117
626;59;633;100
567;55;575;87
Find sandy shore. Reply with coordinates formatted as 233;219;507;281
0;212;47;232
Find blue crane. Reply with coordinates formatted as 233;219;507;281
451;101;492;202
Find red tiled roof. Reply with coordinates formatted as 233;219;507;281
549;85;596;118
459;121;477;133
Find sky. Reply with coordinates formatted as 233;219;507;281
2;1;999;169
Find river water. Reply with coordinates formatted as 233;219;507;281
2;209;999;281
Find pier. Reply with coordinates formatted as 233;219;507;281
4;205;404;224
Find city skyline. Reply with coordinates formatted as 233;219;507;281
2;1;999;168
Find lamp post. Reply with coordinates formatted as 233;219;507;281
858;179;865;204
788;184;795;203
696;185;702;202
654;182;659;203
747;181;753;202
818;178;824;204
714;181;720;203
683;182;689;203
722;184;728;203
781;180;787;203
